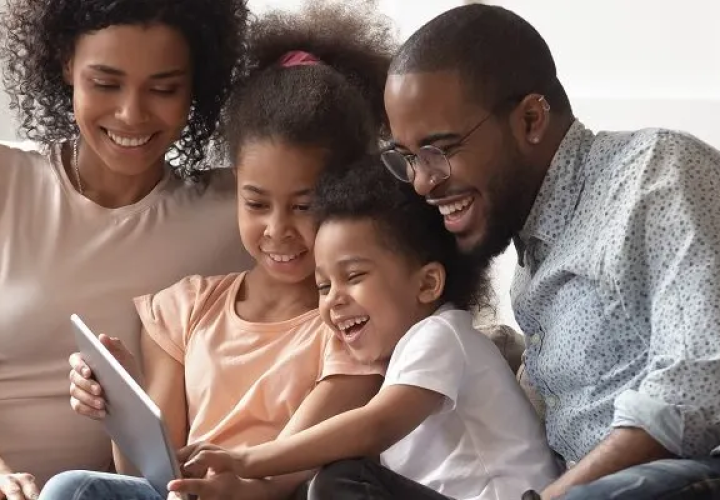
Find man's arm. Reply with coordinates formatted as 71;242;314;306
541;428;673;499
545;132;720;497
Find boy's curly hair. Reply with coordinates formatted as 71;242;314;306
313;155;492;312
0;0;249;177
224;0;397;167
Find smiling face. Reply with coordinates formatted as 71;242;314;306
384;70;534;260
236;140;326;284
64;24;193;176
314;218;441;364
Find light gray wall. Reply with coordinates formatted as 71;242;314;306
0;0;17;141
0;88;15;141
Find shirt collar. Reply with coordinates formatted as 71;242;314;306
518;119;595;250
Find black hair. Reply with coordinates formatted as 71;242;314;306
313;155;490;311
389;4;571;114
223;0;396;168
0;0;249;177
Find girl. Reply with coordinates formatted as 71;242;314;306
0;0;250;495
178;157;561;500
42;2;396;500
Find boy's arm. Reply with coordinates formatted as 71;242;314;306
241;373;383;500
173;373;383;500
188;384;444;479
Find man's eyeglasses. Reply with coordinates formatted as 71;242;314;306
381;94;544;184
380;112;493;184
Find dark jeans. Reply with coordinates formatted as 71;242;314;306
309;457;720;500
558;457;720;500
308;458;453;500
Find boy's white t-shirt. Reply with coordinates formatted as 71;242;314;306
380;306;559;500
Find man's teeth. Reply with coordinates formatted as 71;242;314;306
268;253;302;263
106;131;153;148
337;316;369;332
438;196;473;216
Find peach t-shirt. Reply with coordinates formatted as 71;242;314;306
134;272;382;449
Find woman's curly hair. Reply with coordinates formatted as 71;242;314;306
0;0;250;177
224;0;397;168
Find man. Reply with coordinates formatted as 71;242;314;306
380;4;720;500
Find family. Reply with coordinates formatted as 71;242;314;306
1;0;718;499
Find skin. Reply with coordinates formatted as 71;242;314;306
233;140;326;322
62;24;193;208
384;70;558;261
68;140;383;500
314;219;442;364
384;70;673;498
169;218;447;482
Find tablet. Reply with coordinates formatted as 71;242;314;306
71;314;184;498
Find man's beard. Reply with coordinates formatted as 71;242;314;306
468;155;533;269
467;200;516;270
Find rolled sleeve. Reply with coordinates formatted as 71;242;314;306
613;389;685;456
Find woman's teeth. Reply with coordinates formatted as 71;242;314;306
106;131;153;148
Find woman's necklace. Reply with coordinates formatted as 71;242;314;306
72;138;84;195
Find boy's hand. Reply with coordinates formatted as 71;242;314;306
181;444;246;478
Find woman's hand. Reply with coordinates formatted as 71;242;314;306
68;334;138;419
0;472;39;500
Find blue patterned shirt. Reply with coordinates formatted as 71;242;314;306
511;120;720;463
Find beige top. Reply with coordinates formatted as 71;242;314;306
136;272;383;450
0;143;252;485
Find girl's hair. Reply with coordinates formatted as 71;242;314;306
313;155;492;311
0;0;249;177
224;0;396;167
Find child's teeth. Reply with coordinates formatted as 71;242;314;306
338;316;369;331
269;253;300;262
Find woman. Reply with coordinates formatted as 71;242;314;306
0;0;252;496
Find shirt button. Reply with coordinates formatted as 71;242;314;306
529;334;541;345
546;396;558;408
567;460;577;469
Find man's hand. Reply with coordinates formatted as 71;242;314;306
540;428;674;499
168;471;269;500
0;473;39;500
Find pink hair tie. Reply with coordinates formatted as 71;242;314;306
278;50;321;68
